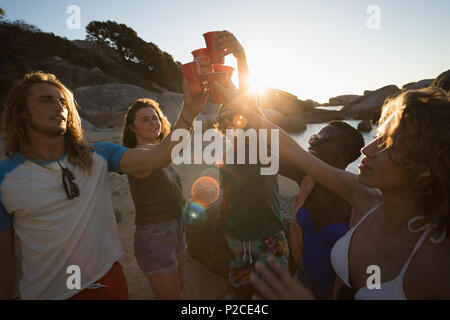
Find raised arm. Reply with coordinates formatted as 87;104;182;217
214;30;251;94
214;30;268;118
277;155;306;185
119;80;207;174
0;228;16;299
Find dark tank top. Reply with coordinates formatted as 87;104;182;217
127;164;185;225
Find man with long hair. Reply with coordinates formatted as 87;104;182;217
0;71;206;300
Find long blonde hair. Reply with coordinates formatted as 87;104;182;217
377;87;450;237
2;71;93;172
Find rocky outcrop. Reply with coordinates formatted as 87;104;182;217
402;79;433;91
259;88;317;116
328;94;361;106
303;109;344;124
74;83;220;128
0;55;119;89
156;91;184;125
341;85;400;119
432;69;450;93
74;83;160;114
185;194;295;276
81;118;96;131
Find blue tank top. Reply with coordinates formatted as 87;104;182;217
296;206;349;286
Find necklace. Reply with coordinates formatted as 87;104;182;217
370;211;416;257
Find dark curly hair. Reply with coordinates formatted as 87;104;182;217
377;87;450;240
328;120;365;164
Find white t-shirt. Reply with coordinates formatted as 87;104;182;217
0;142;128;300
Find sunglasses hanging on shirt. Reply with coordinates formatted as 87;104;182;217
56;160;80;200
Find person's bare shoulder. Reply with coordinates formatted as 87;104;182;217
129;144;159;178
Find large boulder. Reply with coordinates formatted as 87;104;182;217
185;194;295;277
259;88;315;116
304;99;321;107
328;94;361;106
73;83;161;128
341;85;400;119
81;111;126;128
432;69;450;94
81;118;96;131
303;109;344;123
156;91;184;125
73;83;161;114
74;84;220;128
402;79;433;91
157;92;218;126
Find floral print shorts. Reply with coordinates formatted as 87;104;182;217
226;230;289;288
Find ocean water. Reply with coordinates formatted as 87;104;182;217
290;120;377;174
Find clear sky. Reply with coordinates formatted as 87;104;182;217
1;0;449;103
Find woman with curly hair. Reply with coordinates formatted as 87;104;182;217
122;98;186;300
217;84;450;299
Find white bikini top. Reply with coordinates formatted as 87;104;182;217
330;202;443;300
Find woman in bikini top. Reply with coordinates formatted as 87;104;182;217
218;84;450;299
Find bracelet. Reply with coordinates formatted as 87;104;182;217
181;113;194;127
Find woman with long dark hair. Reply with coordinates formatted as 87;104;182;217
122;98;186;300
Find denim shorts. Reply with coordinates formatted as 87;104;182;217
134;218;187;276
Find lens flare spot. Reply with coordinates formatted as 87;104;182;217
233;114;247;128
182;201;207;225
191;176;220;206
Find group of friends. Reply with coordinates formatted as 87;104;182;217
0;31;449;300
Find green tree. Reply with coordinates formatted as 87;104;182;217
86;20;139;61
85;20;182;92
0;8;5;19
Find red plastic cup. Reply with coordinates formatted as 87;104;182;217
180;62;204;95
192;48;212;74
203;31;225;64
191;48;210;61
211;64;234;80
205;72;229;104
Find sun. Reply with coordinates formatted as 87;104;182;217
248;76;270;95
